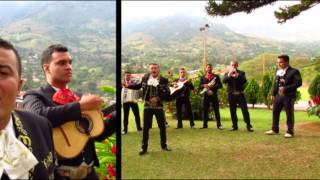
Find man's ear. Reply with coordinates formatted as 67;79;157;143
17;79;24;92
43;64;50;74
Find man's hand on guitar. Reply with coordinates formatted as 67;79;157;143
203;84;209;89
79;94;103;111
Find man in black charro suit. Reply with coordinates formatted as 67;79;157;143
173;67;195;129
174;68;195;129
0;38;55;179
265;54;302;138
223;60;254;132
22;44;116;179
199;64;223;130
125;63;171;155
121;71;142;135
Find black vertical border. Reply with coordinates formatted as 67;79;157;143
116;0;121;179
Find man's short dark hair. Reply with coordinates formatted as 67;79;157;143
278;54;290;62
179;67;186;71
41;44;68;68
0;38;22;78
124;71;131;74
149;63;159;67
206;64;212;68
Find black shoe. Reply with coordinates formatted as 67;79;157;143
122;130;127;135
247;127;254;132
137;127;142;131
229;128;238;131
162;146;172;151
200;126;208;129
139;149;147;155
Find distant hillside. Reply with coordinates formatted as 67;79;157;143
0;1;116;96
239;53;313;84
122;15;320;75
300;57;320;85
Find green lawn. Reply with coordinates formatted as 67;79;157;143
122;105;320;179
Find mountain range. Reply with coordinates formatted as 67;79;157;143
122;15;320;75
0;1;116;96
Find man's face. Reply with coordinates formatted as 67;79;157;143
206;65;212;74
231;61;238;69
277;58;288;69
0;48;23;123
149;64;159;77
43;51;73;85
179;69;186;78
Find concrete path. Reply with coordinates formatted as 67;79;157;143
249;101;309;111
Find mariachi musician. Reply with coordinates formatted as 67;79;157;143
199;64;223;130
121;71;142;135
265;54;302;138
23;44;116;179
125;63;171;155
0;38;55;179
223;60;253;132
171;67;195;129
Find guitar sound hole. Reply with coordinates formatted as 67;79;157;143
75;114;93;135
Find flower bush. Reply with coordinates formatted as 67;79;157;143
95;134;116;179
97;85;117;179
307;96;320;118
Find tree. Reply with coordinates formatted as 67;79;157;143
205;0;320;24
244;79;260;108
259;73;273;109
307;75;320;118
309;74;320;98
218;84;228;107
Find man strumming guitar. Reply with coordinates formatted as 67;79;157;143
172;67;195;129
22;44;116;179
199;64;223;130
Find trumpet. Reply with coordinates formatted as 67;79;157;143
200;77;216;95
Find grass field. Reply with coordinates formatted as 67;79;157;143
122;105;320;179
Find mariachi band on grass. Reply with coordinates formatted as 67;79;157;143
122;54;302;155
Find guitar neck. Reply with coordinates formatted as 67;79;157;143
102;103;116;115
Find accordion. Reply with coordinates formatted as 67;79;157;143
121;88;141;103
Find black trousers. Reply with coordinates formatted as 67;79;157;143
228;93;252;129
272;95;295;134
142;108;167;150
203;95;221;128
176;97;195;128
123;102;142;131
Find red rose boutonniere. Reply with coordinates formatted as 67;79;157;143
52;88;80;105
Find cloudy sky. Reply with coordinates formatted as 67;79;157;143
122;1;320;42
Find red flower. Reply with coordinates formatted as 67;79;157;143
313;96;320;105
111;145;116;156
52;88;80;105
107;164;116;177
103;176;109;180
104;113;112;119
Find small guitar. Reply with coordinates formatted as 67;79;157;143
53;103;116;159
169;80;189;95
169;73;199;99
